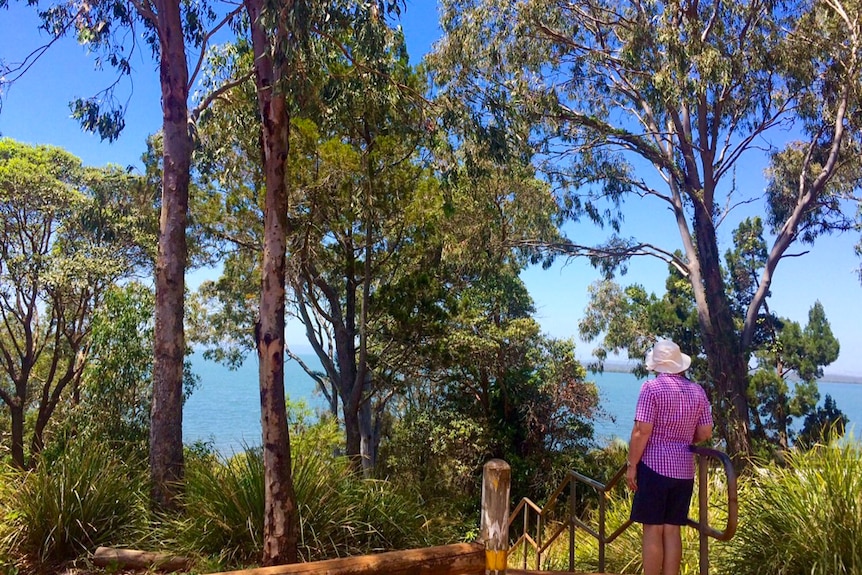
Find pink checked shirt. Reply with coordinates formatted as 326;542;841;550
634;373;712;479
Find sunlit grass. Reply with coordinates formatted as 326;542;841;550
163;415;455;569
0;441;148;569
721;438;862;575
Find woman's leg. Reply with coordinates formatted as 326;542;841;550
661;524;682;575
642;524;664;575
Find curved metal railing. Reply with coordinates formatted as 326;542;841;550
508;447;738;575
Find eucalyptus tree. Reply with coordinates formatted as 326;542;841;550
581;218;843;455
430;0;862;457
0;138;150;468
282;30;444;477
2;0;245;507
191;25;442;477
190;1;408;562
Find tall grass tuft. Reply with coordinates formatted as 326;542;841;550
168;415;455;568
163;446;266;565
721;439;862;575
0;441;148;569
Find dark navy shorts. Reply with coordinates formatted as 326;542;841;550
630;461;694;526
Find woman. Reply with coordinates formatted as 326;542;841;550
626;339;713;575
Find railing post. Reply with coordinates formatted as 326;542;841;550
698;455;709;575
568;478;576;572
481;459;511;575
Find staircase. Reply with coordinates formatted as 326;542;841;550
506;446;738;575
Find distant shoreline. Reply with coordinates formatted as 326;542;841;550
593;361;862;385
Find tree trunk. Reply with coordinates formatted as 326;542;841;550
150;0;191;511
343;388;362;465
31;364;76;457
359;392;375;477
691;203;752;461
9;399;25;469
245;0;298;564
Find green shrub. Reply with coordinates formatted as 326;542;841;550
0;441;148;569
721;440;862;575
168;415;456;568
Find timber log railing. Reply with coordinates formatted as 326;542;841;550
509;446;738;575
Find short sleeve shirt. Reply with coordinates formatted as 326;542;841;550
634;373;712;479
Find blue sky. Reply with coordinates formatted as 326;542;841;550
2;1;861;376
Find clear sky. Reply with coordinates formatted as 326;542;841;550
2;1;861;376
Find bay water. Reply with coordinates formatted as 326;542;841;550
183;353;862;455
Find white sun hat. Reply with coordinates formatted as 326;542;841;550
645;339;692;374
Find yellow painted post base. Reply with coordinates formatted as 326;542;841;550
485;548;507;573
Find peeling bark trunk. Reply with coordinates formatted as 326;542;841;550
149;0;191;511
245;0;298;564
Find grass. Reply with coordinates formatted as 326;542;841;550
720;439;862;575
160;416;458;570
0;441;149;570
7;419;858;575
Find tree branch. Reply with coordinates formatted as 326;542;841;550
187;5;244;92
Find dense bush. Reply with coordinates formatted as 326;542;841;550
0;440;149;570
165;415;461;568
721;439;862;575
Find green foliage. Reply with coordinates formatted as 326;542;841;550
749;301;843;450
75;282;156;446
383;325;599;509
0;439;149;568
380;403;490;517
797;398;849;451
722;440;862;574
165;414;456;568
0;138;153;468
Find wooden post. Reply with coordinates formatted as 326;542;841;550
481;459;510;575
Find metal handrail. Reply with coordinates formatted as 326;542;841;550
508;447;738;575
688;446;738;575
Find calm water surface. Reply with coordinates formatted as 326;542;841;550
183;354;862;455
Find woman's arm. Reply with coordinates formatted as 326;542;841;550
626;420;653;491
693;424;713;444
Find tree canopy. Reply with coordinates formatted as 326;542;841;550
429;0;862;457
0;138;151;468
